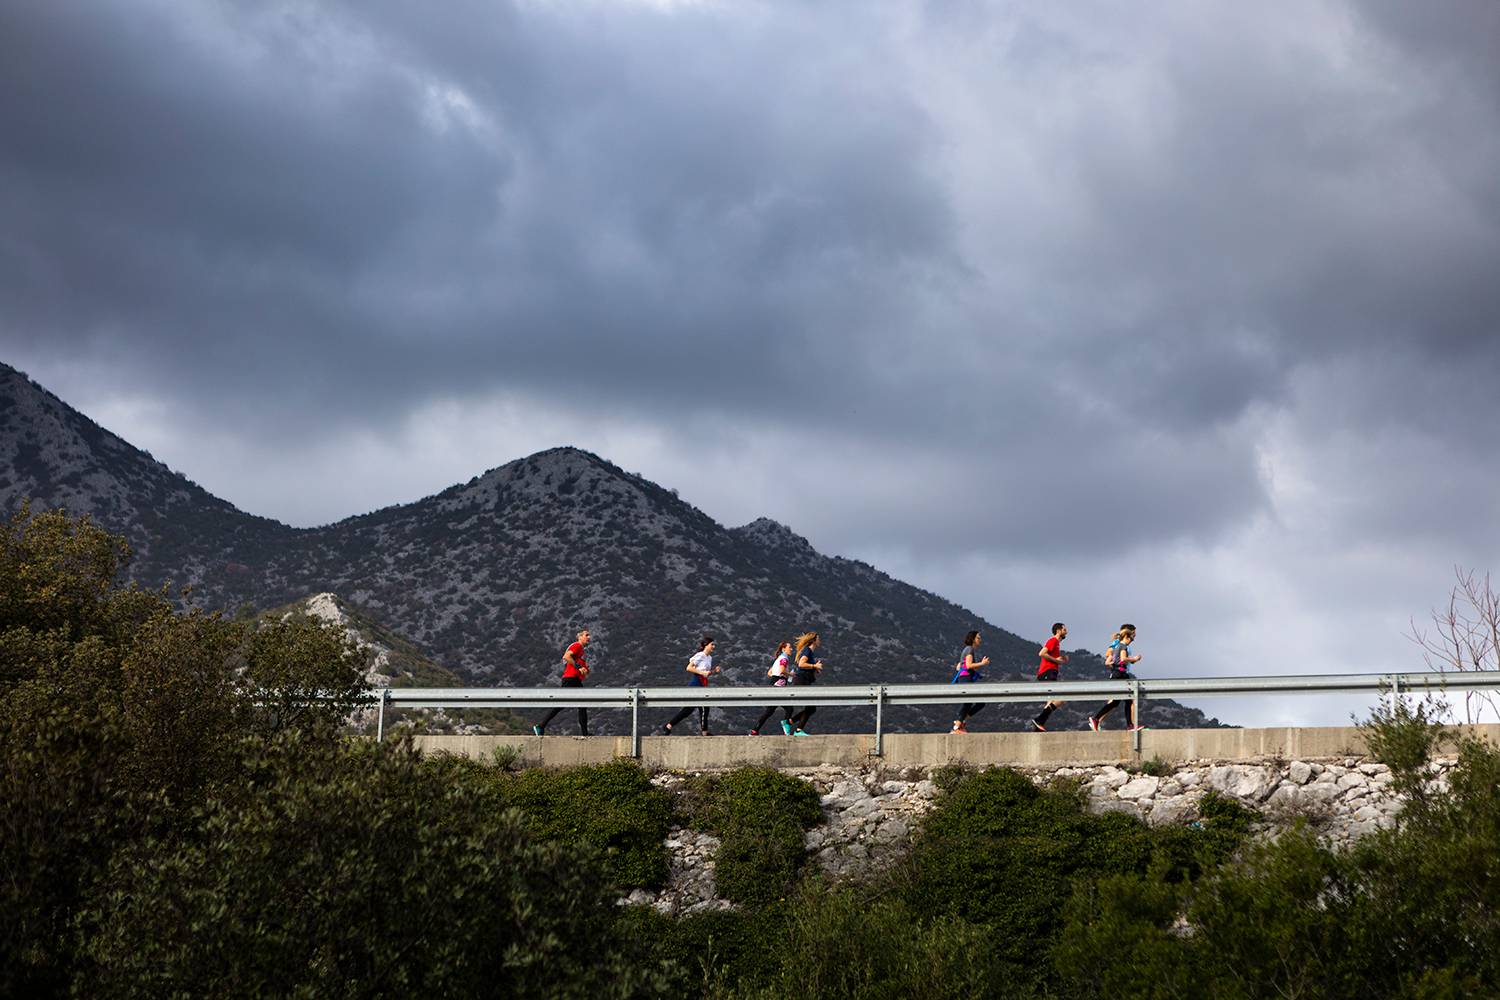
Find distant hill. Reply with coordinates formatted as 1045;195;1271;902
0;362;1224;733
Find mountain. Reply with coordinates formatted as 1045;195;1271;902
0;362;1224;733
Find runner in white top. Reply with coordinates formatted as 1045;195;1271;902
661;636;722;735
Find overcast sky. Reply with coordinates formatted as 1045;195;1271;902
4;1;1499;726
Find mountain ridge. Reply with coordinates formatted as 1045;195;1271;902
0;362;1224;733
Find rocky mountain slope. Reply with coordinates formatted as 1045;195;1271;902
270;592;528;734
1;362;1223;733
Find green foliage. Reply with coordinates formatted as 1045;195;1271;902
1138;754;1170;777
1360;691;1453;814
622;902;785;996
680;767;824;906
77;735;670;999
1051;721;1500;998
490;742;521;771
725;882;1002;1000
485;759;675;889
241;611;373;738
1054;868;1190;1000
930;762;969;794
899;767;1254;995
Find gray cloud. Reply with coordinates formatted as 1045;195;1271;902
4;1;1500;715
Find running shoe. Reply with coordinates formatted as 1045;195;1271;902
1030;721;1047;733
1087;717;1100;733
661;724;673;735
531;725;543;736
780;720;794;735
748;729;759;736
793;729;810;737
1128;725;1150;732
951;720;968;734
700;729;711;737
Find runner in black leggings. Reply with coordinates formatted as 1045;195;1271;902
1091;624;1143;731
751;641;794;735
787;631;823;735
950;629;991;733
661;636;722;735
533;629;593;736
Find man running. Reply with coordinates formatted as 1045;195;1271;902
1032;622;1068;732
533;629;592;736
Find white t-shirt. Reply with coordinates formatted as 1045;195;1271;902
689;651;714;676
769;653;790;677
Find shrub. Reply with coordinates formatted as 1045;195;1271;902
1138;754;1170;777
1360;691;1453;816
76;735;670;998
725;882;1001;1000
900;767;1252;995
680;767;824;906
487;759;675;889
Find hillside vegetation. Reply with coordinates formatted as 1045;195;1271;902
5;509;1496;997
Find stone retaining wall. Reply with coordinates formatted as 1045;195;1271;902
628;756;1452;915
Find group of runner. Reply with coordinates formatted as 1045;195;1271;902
953;622;1145;735
530;623;1144;736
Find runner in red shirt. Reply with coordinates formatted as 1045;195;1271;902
533;629;593;736
1031;622;1069;732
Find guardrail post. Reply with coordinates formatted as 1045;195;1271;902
630;688;641;759
1131;680;1143;754
874;685;886;758
375;688;389;743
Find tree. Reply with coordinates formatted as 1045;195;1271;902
1408;567;1500;723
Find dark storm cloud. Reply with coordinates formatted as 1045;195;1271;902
2;0;1498;567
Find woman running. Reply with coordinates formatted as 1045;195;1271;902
661;636;722;735
1090;624;1143;731
786;631;822;736
950;629;991;733
750;641;794;735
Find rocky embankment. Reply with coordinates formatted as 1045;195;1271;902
627;756;1447;915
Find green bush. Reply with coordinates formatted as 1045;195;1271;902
622;902;786;996
899;767;1252;995
1053;714;1500;998
724;882;1002;1000
485;759;675;889
76;735;670;998
681;767;824;906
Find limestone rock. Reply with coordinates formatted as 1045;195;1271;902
1118;776;1160;801
1288;761;1312;785
1208;765;1277;802
1149;796;1197;826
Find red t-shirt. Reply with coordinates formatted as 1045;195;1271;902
562;642;588;679
1037;636;1061;677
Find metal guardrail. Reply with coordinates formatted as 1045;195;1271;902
372;671;1500;757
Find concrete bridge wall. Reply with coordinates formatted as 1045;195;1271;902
411;723;1500;769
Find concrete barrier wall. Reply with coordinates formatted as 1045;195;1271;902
410;723;1500;769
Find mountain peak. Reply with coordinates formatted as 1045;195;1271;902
733;516;817;555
